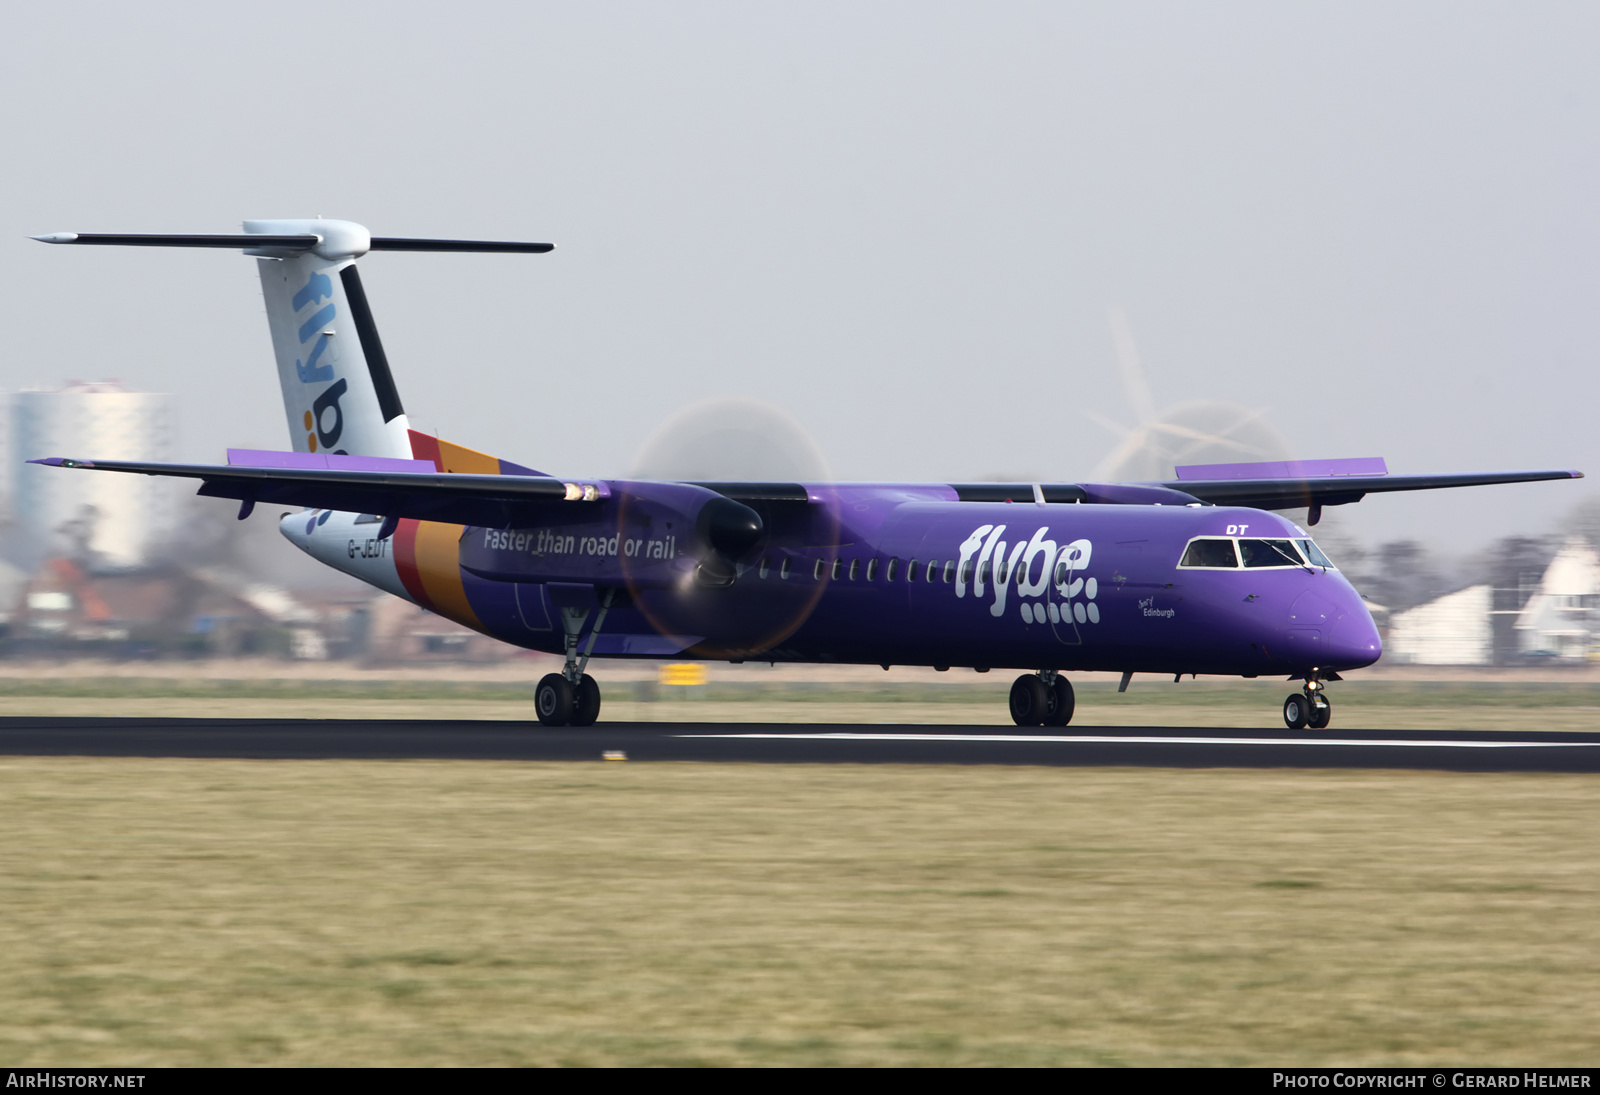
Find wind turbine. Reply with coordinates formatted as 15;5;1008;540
1087;308;1293;482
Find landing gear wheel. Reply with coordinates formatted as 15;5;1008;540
1042;677;1075;727
536;673;575;726
1010;674;1050;726
1283;693;1311;731
1307;694;1331;730
571;674;602;727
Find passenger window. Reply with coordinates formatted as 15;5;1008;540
908;558;918;582
886;558;898;582
813;559;825;581
780;557;792;580
925;560;936;582
1180;539;1239;568
848;559;860;581
867;559;878;582
961;559;973;584
978;561;991;583
1239;539;1304;568
832;558;844;581
759;557;770;579
942;560;954;583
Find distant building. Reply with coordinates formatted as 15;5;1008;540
1513;537;1600;661
1381;537;1600;666
1386;585;1493;665
12;381;176;569
11;557;320;657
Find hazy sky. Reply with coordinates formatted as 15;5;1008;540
4;2;1596;553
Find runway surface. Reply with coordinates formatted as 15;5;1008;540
1;716;1598;771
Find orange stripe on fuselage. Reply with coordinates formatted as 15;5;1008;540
401;431;497;630
411;520;482;630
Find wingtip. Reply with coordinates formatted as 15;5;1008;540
30;233;78;244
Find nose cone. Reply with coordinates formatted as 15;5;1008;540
1284;584;1382;671
1326;596;1382;669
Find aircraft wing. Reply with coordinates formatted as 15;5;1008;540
947;467;1583;515
1159;469;1583;511
28;456;603;528
29;453;1583;530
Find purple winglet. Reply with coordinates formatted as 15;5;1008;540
226;449;438;474
1174;457;1388;481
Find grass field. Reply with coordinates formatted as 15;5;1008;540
1;759;1597;1066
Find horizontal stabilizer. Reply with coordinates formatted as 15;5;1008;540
32;231;553;256
369;238;554;253
31;232;320;248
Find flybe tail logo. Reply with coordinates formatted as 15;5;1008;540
955;524;1100;625
290;270;349;453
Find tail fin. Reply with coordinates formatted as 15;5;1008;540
249;220;411;458
32;220;554;460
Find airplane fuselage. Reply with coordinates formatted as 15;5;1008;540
284;484;1381;677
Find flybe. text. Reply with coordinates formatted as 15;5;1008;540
955;523;1101;625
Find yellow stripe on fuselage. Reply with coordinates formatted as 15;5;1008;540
412;520;483;630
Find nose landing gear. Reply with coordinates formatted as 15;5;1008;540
1010;671;1075;727
1282;675;1333;730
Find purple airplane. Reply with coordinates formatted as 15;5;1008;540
28;222;1583;730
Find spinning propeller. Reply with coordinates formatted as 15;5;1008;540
619;397;837;657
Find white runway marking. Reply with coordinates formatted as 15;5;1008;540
679;733;1600;750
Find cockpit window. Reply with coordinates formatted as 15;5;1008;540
1239;539;1305;568
1179;538;1239;568
1295;538;1336;569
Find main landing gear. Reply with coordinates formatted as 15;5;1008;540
537;672;602;727
1010;671;1075;727
1282;675;1333;731
536;589;613;727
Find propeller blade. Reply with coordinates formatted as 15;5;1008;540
1108;308;1157;425
1145;420;1273;455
